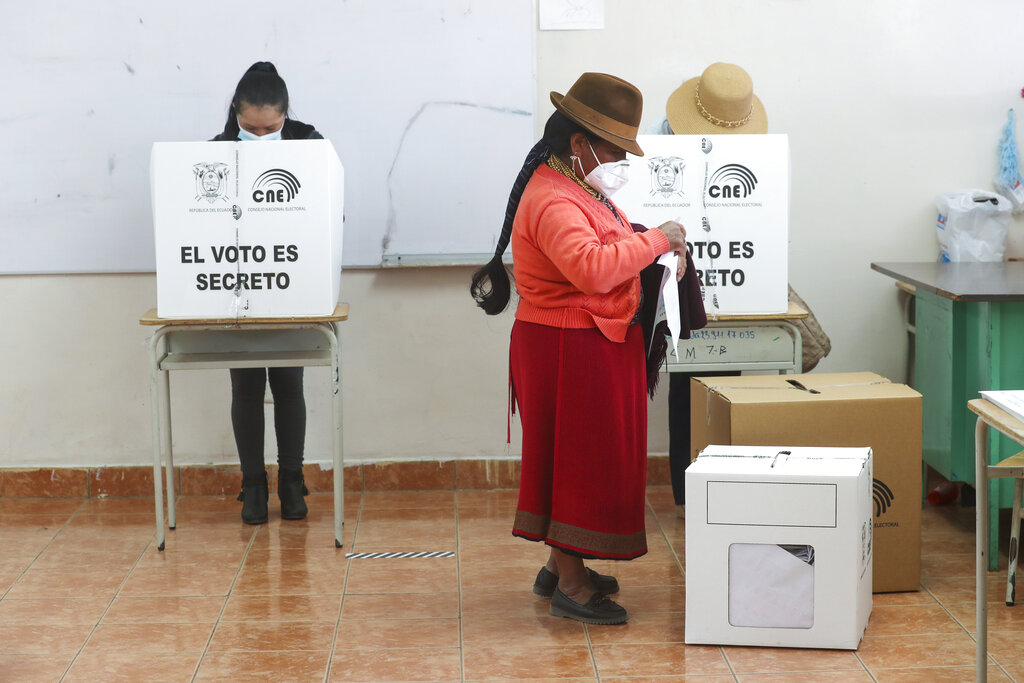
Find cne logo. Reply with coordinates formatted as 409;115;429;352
252;169;301;203
873;478;895;516
708;163;758;199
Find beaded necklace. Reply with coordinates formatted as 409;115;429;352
547;152;642;324
547;154;624;226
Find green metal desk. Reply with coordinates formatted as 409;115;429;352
873;262;1024;569
140;305;348;551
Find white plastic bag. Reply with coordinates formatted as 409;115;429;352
934;190;1011;262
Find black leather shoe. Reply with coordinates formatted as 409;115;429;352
549;587;628;625
237;472;269;525
533;566;620;598
278;468;309;520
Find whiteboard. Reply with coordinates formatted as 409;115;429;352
0;0;535;273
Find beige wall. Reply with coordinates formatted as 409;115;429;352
0;269;533;467
3;0;1023;468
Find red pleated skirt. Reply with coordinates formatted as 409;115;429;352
509;320;648;560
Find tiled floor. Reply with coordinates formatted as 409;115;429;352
0;486;1020;682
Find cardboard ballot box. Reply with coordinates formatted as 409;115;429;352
685;445;873;649
690;372;922;593
151;139;344;319
615;134;790;315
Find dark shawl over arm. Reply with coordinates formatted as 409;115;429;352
632;223;708;397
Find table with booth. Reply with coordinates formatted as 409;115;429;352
147;138;347;549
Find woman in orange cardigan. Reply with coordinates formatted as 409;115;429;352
471;73;686;625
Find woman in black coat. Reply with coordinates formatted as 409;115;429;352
213;62;323;524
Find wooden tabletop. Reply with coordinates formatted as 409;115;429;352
872;262;1024;302
708;301;808;322
894;280;917;296
968;398;1024;443
140;303;350;326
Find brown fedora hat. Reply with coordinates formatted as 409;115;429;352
666;62;767;135
551;72;645;156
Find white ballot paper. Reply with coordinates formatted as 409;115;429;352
657;252;681;359
729;543;815;628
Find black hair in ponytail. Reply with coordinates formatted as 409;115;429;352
470;111;597;314
220;62;290;140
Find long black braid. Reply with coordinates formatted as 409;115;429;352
470;111;596;314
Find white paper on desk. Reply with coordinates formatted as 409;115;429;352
980;390;1024;423
657;252;681;360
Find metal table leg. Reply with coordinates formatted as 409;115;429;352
317;323;345;547
1009;478;1022;606
148;331;167;551
781;320;802;374
160;369;176;530
975;416;989;682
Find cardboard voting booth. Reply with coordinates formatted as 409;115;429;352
690;372;922;593
616;134;790;315
685;445;873;649
151;139;344;319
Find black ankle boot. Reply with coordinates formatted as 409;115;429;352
278;468;309;520
237;472;269;525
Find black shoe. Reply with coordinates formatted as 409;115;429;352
237;472;269;525
278;468;309;520
549;587;628;625
533;566;620;598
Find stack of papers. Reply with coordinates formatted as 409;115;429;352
980;390;1024;423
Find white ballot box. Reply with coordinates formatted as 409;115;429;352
616;134;789;315
151;139;344;318
685;445;873;650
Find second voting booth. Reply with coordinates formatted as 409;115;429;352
617;133;790;316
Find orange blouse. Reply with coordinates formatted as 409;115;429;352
511;163;671;342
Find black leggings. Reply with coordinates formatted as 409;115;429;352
230;367;306;477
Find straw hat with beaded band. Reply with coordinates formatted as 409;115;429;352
666;62;766;135
550;72;645;156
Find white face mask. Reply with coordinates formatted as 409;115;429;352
237;119;282;141
581;139;629;197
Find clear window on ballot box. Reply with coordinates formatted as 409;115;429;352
728;543;815;629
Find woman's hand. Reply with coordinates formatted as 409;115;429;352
656;220;687;253
655;220;687;281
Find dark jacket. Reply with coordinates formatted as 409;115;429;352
211;118;323;142
633;223;708;397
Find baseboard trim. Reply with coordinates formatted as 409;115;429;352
0;455;672;498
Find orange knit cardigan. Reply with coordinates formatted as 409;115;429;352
511;163;672;343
